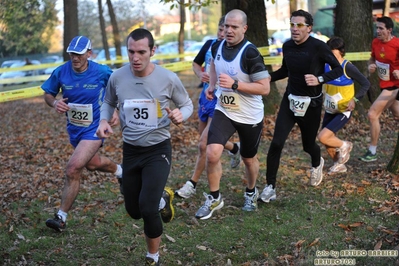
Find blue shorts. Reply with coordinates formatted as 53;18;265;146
198;91;217;122
67;125;103;148
321;112;351;133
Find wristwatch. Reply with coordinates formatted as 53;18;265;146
317;76;324;84
232;80;238;91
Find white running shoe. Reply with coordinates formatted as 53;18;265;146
195;193;224;220
328;163;347;174
242;187;259;211
175;181;196;199
259;184;276;203
310;157;324;186
338;141;353;164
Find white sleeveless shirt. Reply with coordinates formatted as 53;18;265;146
214;40;264;124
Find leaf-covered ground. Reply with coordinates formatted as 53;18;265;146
1;73;399;264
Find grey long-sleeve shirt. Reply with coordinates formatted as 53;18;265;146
100;64;193;147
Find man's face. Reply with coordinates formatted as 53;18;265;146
376;22;392;42
224;14;247;46
127;37;155;76
290;16;311;45
69;51;91;72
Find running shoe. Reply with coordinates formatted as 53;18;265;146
310;157;324;186
175;181;196;199
145;257;159;266
359;150;377;162
337;141;353;164
160;187;175;223
195;193;224;220
229;142;241;169
328;163;347;174
242;188;259;211
259;184;277;203
45;214;66;232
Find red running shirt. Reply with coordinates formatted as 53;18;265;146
371;37;399;89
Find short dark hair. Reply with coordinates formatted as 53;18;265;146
126;28;155;50
327;36;345;57
377;16;394;30
291;9;313;26
218;15;225;26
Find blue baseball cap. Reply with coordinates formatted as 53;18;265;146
66;36;92;54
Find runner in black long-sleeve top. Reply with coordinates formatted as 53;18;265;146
259;10;343;203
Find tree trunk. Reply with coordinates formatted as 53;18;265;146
335;0;375;119
387;132;399;174
222;0;280;115
383;0;391;16
178;1;185;57
289;0;298;14
98;0;110;61
106;0;122;67
63;0;79;61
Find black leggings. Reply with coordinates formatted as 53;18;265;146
122;139;171;238
266;94;322;187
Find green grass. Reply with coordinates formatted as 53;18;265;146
2;144;398;266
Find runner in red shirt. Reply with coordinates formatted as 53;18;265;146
359;16;399;162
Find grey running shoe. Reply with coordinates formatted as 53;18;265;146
328;163;347;174
259;184;276;203
175;181;196;199
195;192;224;220
45;214;66;232
160;187;175;223
359;150;377;162
229;142;241;169
242;187;259;211
310;157;324;186
338;141;353;164
145;257;159;266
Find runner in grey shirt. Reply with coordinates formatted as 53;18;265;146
101;63;192;146
96;29;193;266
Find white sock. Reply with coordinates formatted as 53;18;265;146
146;252;159;262
369;146;377;154
158;198;165;210
57;210;67;222
114;164;123;178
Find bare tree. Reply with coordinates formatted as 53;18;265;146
63;0;79;60
383;0;391;16
98;0;110;61
289;0;298;14
335;0;376;103
178;0;186;56
106;0;122;67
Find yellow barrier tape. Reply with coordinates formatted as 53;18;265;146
0;61;193;103
0;64;50;74
0;74;50;85
0;86;43;103
345;52;370;61
0;48;372;103
161;61;193;72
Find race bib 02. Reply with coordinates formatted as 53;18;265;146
218;90;240;111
